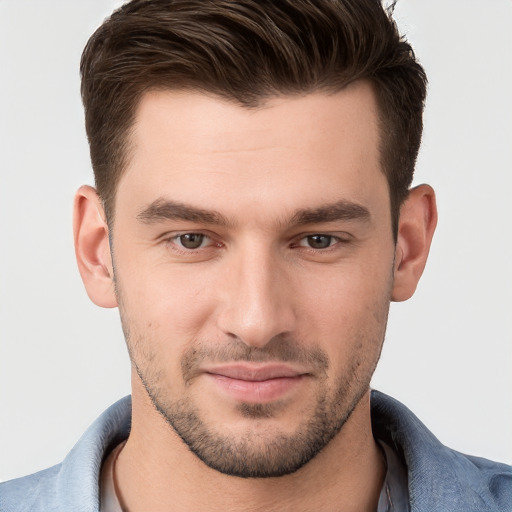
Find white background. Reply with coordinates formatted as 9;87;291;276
0;0;511;481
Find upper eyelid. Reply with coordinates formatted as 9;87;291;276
161;230;214;241
295;235;343;247
163;232;224;254
159;230;352;247
292;231;353;241
168;232;211;242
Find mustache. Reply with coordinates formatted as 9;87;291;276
181;335;329;381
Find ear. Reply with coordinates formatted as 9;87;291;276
73;185;118;308
391;184;437;302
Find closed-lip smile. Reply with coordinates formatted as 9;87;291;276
202;363;309;403
205;363;307;381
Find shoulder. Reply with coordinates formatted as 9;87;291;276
0;465;61;512
458;452;512;511
371;390;512;512
0;396;132;512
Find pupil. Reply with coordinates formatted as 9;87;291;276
180;233;204;249
308;235;331;249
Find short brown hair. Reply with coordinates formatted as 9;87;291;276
80;0;427;236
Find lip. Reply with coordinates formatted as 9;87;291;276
205;363;306;381
203;364;308;403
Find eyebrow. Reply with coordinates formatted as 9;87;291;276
289;201;371;226
137;198;371;227
137;199;231;226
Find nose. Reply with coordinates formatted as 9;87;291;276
216;243;296;348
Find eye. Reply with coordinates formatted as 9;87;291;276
299;234;336;249
175;233;209;249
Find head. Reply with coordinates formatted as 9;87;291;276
80;0;427;237
74;0;436;479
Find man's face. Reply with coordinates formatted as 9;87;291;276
111;82;396;477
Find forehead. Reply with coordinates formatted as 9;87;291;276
130;82;380;156
117;83;388;223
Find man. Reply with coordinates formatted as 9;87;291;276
1;0;510;511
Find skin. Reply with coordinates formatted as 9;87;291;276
74;81;437;511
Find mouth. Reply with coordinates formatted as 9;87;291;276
203;363;309;403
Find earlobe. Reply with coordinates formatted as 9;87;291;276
391;184;437;302
73;185;118;308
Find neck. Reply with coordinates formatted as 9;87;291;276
115;382;385;512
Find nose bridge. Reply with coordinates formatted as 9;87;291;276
217;240;294;348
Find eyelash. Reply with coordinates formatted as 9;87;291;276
163;231;351;255
164;232;221;254
293;234;348;251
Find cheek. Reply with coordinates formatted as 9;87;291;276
299;255;392;319
114;269;221;387
116;254;219;334
296;257;392;361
